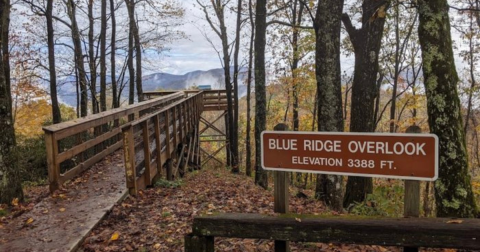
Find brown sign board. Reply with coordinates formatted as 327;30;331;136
261;131;438;181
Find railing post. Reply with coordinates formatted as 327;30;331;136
179;103;185;142
45;131;60;192
165;111;173;181
404;125;421;252
142;120;152;186
122;124;137;195
153;115;163;179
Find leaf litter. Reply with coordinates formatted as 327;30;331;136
79;168;413;252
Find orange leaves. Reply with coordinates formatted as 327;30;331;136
11;198;19;207
447;219;464;224
25;218;34;225
110;231;120;241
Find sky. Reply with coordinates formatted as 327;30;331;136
159;1;228;75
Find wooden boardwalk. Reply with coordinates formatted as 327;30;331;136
0;151;127;252
0;90;231;252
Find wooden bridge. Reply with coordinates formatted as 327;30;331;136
42;90;232;194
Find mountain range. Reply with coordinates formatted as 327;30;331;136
57;68;249;106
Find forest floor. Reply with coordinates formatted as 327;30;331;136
78;166;452;252
0;155;464;252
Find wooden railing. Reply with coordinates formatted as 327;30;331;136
144;89;232;111
186;213;480;251
42;92;186;192
122;93;204;195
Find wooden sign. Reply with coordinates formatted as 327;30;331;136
261;131;438;181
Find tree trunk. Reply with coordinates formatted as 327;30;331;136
314;0;344;211
100;0;107;112
342;0;388;208
66;0;88;117
245;0;254;177
291;0;303;132
127;3;134;107
133;9;143;103
231;0;242;173
417;0;478;217
254;0;268;189
46;0;61;123
88;0;99;114
0;0;23;204
110;0;118;109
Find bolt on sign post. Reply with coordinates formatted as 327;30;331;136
261;131;438;181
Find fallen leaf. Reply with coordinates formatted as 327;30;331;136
42;209;49;214
295;217;302;222
110;231;120;241
26;218;34;225
59;208;66;212
11;198;19;206
447;219;463;224
154;243;161;249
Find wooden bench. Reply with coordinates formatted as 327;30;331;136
184;213;480;251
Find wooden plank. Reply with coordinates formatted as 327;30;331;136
184;136;193;171
190;126;197;164
203;105;229;111
192;213;480;250
173;144;186;177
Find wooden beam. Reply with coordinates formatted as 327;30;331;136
192;213;480;250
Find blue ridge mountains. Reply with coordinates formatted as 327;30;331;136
57;68;248;107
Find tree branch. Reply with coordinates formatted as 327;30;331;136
341;13;359;45
266;19;313;29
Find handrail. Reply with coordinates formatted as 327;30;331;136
43;91;186;192
122;92;204;195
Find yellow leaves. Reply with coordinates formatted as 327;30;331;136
110;231;120;241
369;4;387;23
377;5;387;18
14;99;52;137
11;198;19;206
25;218;34;225
447;219;463;224
59;208;66;212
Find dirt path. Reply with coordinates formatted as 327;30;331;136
0;151;127;252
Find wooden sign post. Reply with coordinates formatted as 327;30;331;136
273;123;289;252
404;125;421;252
262;129;438;252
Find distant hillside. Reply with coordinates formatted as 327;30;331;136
57;68;249;107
